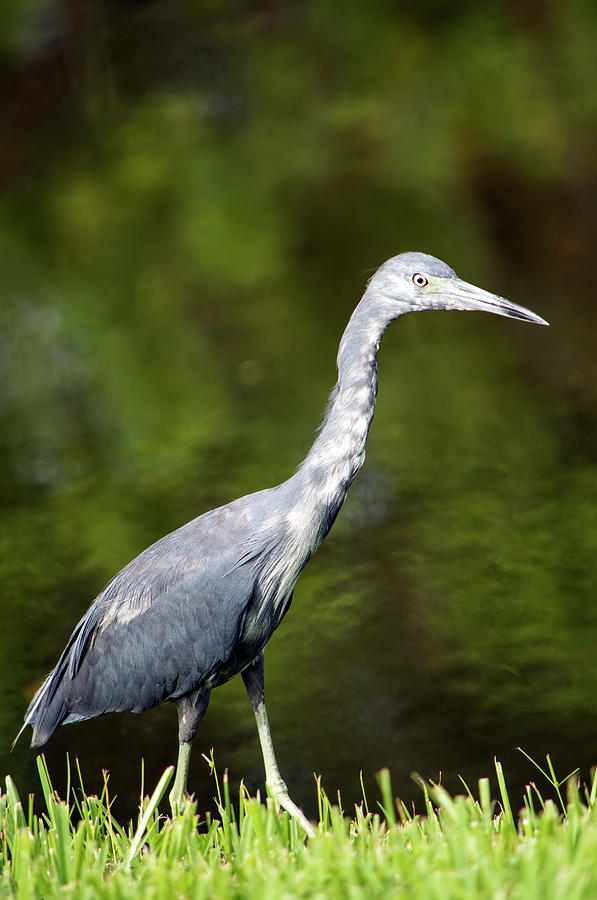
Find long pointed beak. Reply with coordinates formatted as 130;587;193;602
444;279;549;326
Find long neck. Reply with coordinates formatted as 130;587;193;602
294;297;388;532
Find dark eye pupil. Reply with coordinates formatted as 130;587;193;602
413;274;427;286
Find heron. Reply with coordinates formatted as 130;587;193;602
17;252;547;836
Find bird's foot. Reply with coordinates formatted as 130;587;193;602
267;778;315;838
169;788;193;818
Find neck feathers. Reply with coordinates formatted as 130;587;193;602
295;296;388;529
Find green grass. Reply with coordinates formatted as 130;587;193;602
1;754;596;898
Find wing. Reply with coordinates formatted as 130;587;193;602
63;564;255;717
23;495;268;747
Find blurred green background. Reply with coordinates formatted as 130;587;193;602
2;0;597;820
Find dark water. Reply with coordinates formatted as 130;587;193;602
2;1;597;823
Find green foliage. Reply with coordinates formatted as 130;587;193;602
1;756;597;898
3;0;597;818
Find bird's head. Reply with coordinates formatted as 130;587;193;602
369;251;549;326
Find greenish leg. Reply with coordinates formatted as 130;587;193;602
243;655;315;838
169;741;192;815
169;689;211;816
252;698;315;837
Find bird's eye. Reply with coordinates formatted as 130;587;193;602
412;273;428;287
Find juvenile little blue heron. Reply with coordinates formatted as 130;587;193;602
18;252;547;836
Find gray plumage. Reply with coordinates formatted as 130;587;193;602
19;252;548;833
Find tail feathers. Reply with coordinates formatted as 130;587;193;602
14;605;100;750
29;692;68;748
11;721;29;751
12;668;69;749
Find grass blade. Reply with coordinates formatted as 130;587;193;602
127;765;174;865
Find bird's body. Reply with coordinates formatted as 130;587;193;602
19;252;547;833
31;477;329;743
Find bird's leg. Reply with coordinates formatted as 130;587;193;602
242;655;315;837
169;688;211;815
169;741;192;814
